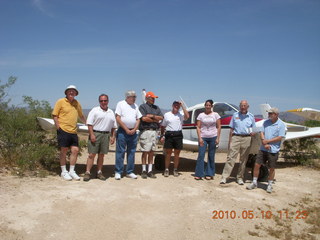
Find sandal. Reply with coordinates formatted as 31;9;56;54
205;176;214;180
194;177;202;180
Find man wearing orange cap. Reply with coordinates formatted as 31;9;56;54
52;85;86;181
139;91;164;179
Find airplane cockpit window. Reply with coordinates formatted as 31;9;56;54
183;111;193;124
213;103;237;118
194;108;205;122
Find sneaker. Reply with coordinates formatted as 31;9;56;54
141;171;148;179
147;171;157;179
115;172;121;180
173;170;179;177
61;171;72;181
97;172;106;181
83;172;91;182
126;173;138;179
246;182;257;190
220;178;226;184
237;179;244;185
266;184;273;193
163;169;169;177
69;171;80;181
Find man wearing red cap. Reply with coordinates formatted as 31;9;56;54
139;91;164;179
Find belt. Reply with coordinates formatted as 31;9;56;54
232;134;251;137
93;130;110;134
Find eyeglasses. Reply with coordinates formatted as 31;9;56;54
99;100;108;102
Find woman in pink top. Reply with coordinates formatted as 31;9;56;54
194;100;221;180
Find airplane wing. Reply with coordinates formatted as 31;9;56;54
287;108;320;121
37;117;89;132
285;127;320;141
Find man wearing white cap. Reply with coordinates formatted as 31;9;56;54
52;85;86;181
246;107;286;193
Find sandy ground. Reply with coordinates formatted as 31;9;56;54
0;144;319;240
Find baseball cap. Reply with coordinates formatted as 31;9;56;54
145;91;158;98
65;85;79;96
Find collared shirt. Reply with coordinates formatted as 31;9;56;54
260;118;286;153
52;97;84;134
139;103;163;130
161;111;184;131
115;100;142;129
229;112;256;135
87;106;117;132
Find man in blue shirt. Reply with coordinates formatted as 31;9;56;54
220;100;256;185
246;107;286;193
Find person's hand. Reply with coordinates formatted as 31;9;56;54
90;134;96;143
110;136;115;145
199;138;204;147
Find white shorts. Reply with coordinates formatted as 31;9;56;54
139;130;157;152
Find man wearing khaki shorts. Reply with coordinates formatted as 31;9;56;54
84;94;116;181
139;91;163;179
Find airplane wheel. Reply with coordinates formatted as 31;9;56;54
154;154;165;171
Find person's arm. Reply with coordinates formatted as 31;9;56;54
228;128;234;149
88;125;96;143
216;119;221;144
196;120;203;146
181;103;189;120
53;115;60;130
110;127;116;145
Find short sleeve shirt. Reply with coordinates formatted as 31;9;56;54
52;98;84;134
115;100;142;129
86;106;117;132
139;103;163;130
161;111;184;131
260;118;286;153
229;112;256;135
197;112;221;138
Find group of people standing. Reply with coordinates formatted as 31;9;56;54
52;85;286;194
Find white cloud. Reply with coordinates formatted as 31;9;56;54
32;0;55;17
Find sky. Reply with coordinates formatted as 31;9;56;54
0;0;319;114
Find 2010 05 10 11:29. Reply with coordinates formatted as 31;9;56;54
212;210;308;220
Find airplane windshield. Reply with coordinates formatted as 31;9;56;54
213;103;238;117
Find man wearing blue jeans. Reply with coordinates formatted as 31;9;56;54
114;90;142;180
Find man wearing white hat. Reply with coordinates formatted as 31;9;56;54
52;85;86;181
246;107;286;193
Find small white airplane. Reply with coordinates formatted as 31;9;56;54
181;102;320;153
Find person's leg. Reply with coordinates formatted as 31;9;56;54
126;133;138;175
221;136;240;179
86;153;96;173
115;130;126;175
195;140;207;178
236;137;251;181
205;137;216;177
97;153;104;172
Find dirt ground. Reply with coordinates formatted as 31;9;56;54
0;144;319;240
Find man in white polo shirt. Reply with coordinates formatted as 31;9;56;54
114;90;142;180
84;94;116;181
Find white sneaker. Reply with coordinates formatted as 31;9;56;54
237;179;244;185
69;171;80;181
61;171;72;181
126;173;138;179
246;182;257;190
220;178;226;184
115;172;121;180
266;184;273;193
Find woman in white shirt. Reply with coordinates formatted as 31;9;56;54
194;100;221;180
160;101;189;177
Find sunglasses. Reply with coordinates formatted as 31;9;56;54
99;100;108;102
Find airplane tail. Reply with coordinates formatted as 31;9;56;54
260;103;271;119
141;89;146;104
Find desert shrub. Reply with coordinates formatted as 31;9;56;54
0;77;58;172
